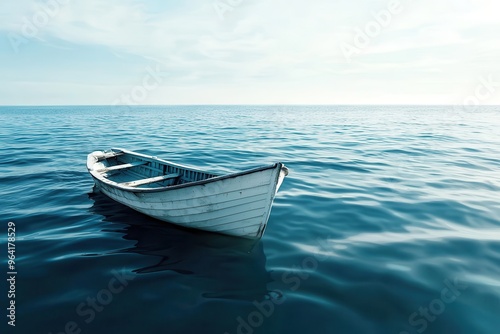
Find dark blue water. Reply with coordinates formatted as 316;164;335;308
1;105;500;334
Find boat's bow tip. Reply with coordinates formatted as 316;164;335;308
279;163;289;176
87;151;102;170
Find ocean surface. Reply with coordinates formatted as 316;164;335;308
1;105;500;334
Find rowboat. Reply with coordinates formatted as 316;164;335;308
86;148;288;239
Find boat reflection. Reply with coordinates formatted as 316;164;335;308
88;191;274;300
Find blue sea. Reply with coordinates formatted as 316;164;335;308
1;105;500;334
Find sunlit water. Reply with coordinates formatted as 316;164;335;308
1;105;499;334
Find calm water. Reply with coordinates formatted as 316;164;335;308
1;105;500;334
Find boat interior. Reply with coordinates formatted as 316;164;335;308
94;151;218;189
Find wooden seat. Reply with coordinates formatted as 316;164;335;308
120;173;180;187
98;160;148;172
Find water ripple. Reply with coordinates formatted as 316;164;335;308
1;105;499;334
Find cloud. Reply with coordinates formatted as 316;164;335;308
1;0;500;104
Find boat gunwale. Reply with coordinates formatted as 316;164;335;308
88;149;285;194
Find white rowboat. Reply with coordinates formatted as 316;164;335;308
86;149;288;239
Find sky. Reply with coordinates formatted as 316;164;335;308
0;0;499;105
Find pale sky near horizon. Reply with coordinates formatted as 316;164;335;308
1;0;499;105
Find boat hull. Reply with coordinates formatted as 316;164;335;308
88;150;287;239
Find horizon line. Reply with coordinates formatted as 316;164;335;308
1;104;500;107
